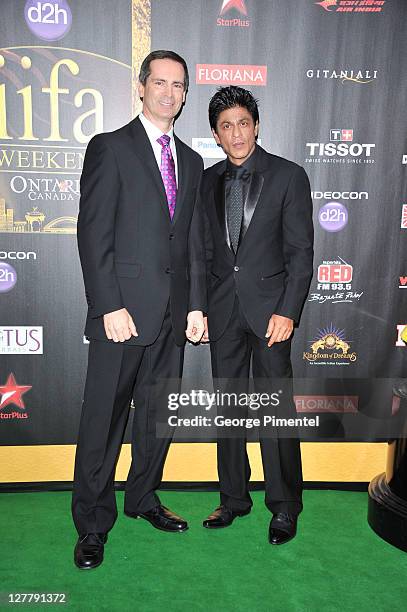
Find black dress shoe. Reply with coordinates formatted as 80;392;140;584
268;512;297;545
203;505;251;529
74;533;107;570
125;505;188;532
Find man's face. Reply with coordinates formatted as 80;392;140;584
138;58;186;127
212;106;259;165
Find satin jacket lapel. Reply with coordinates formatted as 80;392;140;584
129;117;171;223
171;136;185;225
214;172;233;254
239;171;264;244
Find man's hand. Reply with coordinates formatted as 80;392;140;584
186;310;205;343
103;308;138;342
265;314;294;347
201;316;209;343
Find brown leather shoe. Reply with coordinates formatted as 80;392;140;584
203;505;251;529
125;505;188;532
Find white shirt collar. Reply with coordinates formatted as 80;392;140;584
139;112;174;143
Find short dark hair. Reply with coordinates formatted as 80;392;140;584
209;86;259;132
139;50;189;90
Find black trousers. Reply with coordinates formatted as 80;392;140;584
210;296;303;516
72;306;183;535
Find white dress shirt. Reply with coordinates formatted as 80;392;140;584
139;112;179;185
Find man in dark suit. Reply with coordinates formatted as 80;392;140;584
72;50;206;569
201;86;313;544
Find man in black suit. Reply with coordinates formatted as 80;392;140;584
201;86;313;544
72;50;206;569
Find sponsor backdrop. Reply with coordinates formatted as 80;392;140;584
0;0;406;481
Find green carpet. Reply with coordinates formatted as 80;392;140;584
0;490;406;611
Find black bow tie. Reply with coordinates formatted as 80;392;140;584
225;168;251;182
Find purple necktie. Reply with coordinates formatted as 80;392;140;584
157;134;177;220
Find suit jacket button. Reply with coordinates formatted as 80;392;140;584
234;266;240;272
169;234;174;240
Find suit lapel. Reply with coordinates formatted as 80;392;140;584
171;136;186;225
239;171;264;244
237;145;272;249
129;117;171;224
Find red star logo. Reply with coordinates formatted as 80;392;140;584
220;0;248;16
0;373;32;410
